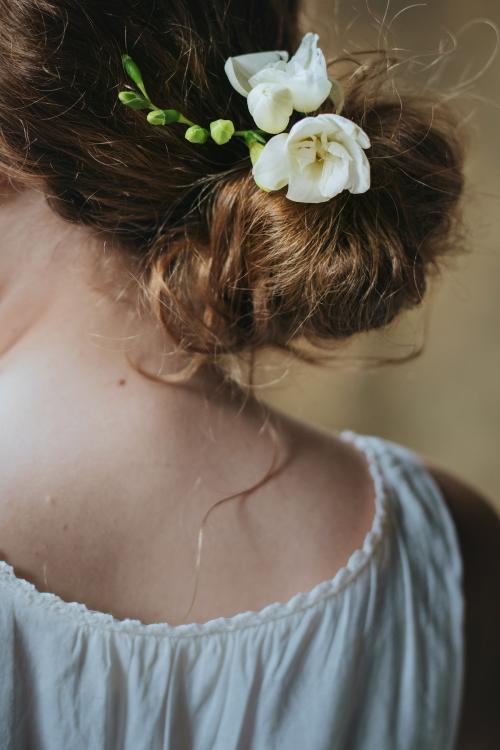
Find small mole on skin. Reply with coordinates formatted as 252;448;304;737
118;378;127;386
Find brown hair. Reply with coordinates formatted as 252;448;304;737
0;0;466;621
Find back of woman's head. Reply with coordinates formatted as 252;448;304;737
0;0;465;386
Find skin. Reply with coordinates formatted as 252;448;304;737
0;181;498;743
0;182;377;622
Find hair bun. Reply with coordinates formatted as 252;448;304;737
144;73;464;370
0;1;465;385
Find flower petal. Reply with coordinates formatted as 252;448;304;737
315;113;371;149
248;62;290;89
224;50;289;97
252;133;290;191
287;161;326;203
346;147;371;193
247;83;293;134
286;32;332;111
289;32;320;69
288;77;332;113
293;139;317;171
286;116;327;143
318;150;351;198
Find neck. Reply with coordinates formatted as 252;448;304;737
0;183;258;417
0;184;291;568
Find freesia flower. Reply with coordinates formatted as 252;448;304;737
252;113;371;203
224;49;289;98
246;84;294;134
224;32;333;133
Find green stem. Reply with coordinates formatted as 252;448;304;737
234;129;267;148
178;113;197;127
135;91;158;111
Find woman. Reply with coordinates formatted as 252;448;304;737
0;0;498;748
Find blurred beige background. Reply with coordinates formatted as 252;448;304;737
259;0;500;509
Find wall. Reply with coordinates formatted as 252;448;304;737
260;0;500;508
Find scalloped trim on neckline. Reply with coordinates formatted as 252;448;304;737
0;430;392;639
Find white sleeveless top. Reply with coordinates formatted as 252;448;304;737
0;431;464;750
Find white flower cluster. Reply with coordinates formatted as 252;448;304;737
224;33;371;204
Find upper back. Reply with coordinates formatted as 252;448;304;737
0;429;467;750
0;407;379;626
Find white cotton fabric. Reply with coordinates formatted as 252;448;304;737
0;431;464;750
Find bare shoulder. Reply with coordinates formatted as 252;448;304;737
423;460;500;750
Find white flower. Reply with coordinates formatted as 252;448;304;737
224;32;332;133
247;84;293;134
252;114;371;203
224;49;289;97
248;33;332;113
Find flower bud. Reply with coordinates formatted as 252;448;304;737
121;55;149;101
147;109;180;125
210;119;235;145
249;141;264;166
118;91;150;110
185;125;209;144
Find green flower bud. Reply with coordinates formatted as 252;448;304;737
147;109;180;126
210;119;235;145
185;125;209;144
118;91;151;110
249;141;264;166
162;109;181;124
121;55;149;101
